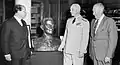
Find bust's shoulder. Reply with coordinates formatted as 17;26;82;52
53;36;61;43
33;37;44;43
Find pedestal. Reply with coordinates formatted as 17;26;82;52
30;51;63;65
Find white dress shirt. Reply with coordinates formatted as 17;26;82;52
95;14;105;33
14;16;23;26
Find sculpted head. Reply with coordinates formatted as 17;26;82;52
41;18;54;35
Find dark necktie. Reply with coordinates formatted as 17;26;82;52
21;19;27;26
93;19;98;37
72;18;76;24
21;19;29;50
21;19;28;37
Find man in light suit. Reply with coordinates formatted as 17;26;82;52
89;3;118;65
1;5;30;65
58;3;89;65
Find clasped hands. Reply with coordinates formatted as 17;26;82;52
105;57;111;63
78;51;84;58
58;47;63;51
4;54;12;61
58;47;84;58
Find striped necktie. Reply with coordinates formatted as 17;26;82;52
93;19;98;37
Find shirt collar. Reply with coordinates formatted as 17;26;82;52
98;14;105;22
14;16;21;21
74;15;82;18
74;15;82;20
14;16;23;26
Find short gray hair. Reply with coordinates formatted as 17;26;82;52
71;4;81;12
94;3;104;12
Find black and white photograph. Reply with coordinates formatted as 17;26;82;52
0;0;120;65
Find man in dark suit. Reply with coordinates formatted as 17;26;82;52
1;4;30;65
89;3;118;65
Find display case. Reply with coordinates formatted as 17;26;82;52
31;51;63;65
31;1;44;39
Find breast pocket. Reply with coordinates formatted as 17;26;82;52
99;26;108;32
100;28;105;32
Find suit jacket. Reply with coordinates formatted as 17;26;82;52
59;15;89;54
89;16;118;60
1;17;30;59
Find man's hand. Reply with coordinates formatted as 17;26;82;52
4;54;12;61
105;57;111;63
78;51;84;58
58;47;63;51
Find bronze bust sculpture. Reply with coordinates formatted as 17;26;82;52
33;18;61;51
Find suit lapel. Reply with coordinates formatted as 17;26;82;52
92;19;96;29
96;16;108;34
13;17;26;34
91;19;96;37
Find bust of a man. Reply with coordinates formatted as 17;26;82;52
33;18;61;51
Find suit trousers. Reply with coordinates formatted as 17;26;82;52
93;57;111;65
11;57;28;65
64;53;84;65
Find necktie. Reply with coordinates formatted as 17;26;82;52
21;19;27;26
72;18;76;24
21;19;29;49
93;19;98;37
21;19;28;37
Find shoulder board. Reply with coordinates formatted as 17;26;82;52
82;18;88;22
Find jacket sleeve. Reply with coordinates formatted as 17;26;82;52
1;22;11;55
89;19;95;59
80;20;90;53
59;19;69;49
107;18;118;58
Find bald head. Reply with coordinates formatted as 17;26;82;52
93;3;104;12
71;4;81;12
70;4;81;16
93;3;104;19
